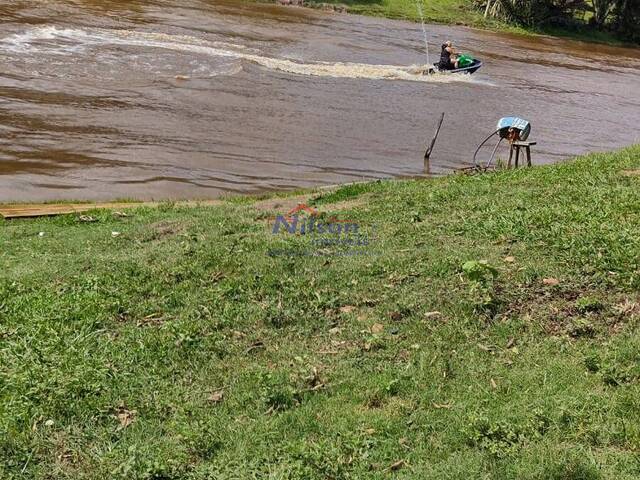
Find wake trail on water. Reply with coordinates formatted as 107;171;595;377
2;26;487;84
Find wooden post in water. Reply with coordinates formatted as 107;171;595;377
424;112;445;174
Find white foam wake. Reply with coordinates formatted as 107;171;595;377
2;26;480;84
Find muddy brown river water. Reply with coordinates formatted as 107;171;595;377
1;0;639;201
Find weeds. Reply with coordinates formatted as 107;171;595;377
462;259;500;315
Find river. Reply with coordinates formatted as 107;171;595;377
1;0;639;201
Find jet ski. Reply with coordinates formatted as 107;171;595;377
423;55;483;75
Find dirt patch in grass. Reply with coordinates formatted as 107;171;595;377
319;194;370;213
252;193;370;215
130;219;191;243
252;194;311;214
147;220;186;240
503;285;640;337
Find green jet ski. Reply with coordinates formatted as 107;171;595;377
424;53;483;75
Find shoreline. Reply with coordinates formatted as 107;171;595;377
1;146;637;217
0;180;373;218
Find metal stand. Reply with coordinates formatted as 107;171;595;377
508;141;536;168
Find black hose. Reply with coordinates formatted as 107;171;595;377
472;129;500;167
486;136;504;168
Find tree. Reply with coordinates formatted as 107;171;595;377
476;0;639;42
482;0;587;27
591;0;616;27
613;0;640;42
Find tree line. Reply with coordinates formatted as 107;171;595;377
477;0;639;42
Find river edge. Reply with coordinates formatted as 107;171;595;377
258;0;636;47
2;146;638;214
3;145;640;477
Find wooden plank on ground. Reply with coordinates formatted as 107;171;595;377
0;202;149;219
0;200;227;219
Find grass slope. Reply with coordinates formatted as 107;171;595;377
2;145;640;479
317;0;489;27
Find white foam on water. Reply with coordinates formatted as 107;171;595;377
1;26;484;84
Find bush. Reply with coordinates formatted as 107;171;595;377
613;0;640;42
481;0;589;28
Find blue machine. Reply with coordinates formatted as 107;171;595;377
473;117;532;168
496;117;531;141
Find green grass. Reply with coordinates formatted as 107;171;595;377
3;146;640;478
297;0;631;46
318;0;487;26
306;0;497;28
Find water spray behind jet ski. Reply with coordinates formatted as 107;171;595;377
414;0;431;69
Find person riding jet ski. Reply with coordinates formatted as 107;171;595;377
437;41;458;70
423;40;482;75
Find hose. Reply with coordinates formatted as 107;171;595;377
472;129;501;167
486;136;504;168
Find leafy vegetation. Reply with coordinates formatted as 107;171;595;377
478;0;639;42
2;145;640;478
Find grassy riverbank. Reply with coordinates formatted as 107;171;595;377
297;0;630;46
310;0;494;28
3;145;640;478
